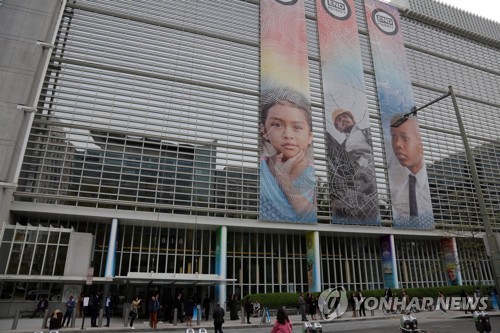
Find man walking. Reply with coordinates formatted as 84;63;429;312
213;303;225;333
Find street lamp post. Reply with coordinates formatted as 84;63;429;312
391;85;500;294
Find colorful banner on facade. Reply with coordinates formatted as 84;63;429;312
260;0;317;223
306;231;321;292
440;237;462;286
380;234;398;289
365;0;434;229
316;0;380;225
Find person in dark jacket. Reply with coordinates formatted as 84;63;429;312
90;293;100;327
148;295;160;329
185;296;195;326
229;294;239;320
31;297;49;318
202;295;211;321
244;297;253;324
213;303;225;333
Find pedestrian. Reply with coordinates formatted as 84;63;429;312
270;308;293;333
298;293;307;321
104;292;113;327
148;294;160;329
49;309;63;330
357;290;366;317
460;289;469;314
129;295;141;329
77;292;84;318
31;296;49;318
309;295;318;320
229;294;239;320
185;296;195;326
253;299;261;317
438;291;447;313
350;292;357;317
384;288;393;311
244;296;253;324
61;295;75;327
202;294;210;321
173;293;183;323
90;292;100;327
163;291;173;322
213;303;225;333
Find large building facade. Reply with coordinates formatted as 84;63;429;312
0;0;499;317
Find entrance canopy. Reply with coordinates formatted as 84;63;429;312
113;272;236;286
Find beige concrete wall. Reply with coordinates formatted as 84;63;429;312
0;0;61;224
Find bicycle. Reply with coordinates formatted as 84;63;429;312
383;303;403;315
408;298;435;313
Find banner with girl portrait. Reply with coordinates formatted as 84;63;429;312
260;0;317;223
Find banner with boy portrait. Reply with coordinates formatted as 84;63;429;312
259;0;317;223
365;0;434;230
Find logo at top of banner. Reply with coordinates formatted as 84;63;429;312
275;0;299;5
372;8;398;35
322;0;351;20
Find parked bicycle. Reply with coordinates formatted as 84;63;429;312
382;303;403;315
408;298;435;313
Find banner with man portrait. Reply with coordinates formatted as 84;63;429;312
316;0;380;225
365;0;434;229
259;0;317;223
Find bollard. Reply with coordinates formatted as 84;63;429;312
43;308;50;329
123;304;129;327
186;329;195;333
197;305;201;326
371;309;375;316
12;309;20;330
241;305;245;324
71;307;77;328
173;308;178;326
198;329;208;333
98;308;104;327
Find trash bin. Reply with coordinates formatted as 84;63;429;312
302;321;313;333
473;311;492;333
400;314;418;332
312;322;322;333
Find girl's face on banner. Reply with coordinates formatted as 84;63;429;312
263;101;313;160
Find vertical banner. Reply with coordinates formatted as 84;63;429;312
365;0;434;229
316;0;380;225
380;234;398;289
440;237;462;286
306;231;321;292
260;0;317;223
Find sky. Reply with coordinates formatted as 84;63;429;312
437;0;500;23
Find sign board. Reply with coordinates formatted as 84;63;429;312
86;267;94;285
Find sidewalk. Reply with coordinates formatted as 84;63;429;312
2;309;497;333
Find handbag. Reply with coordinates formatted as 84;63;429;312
129;310;137;319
